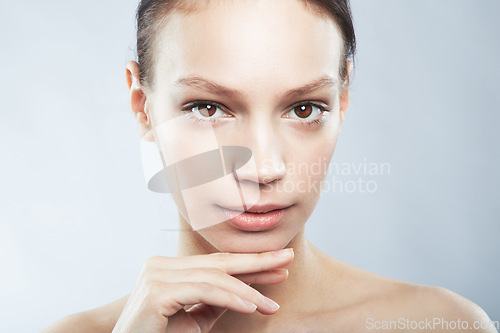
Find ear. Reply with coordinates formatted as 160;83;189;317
126;61;155;142
339;60;353;125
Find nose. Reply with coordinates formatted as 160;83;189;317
231;120;287;185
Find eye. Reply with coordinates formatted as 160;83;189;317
182;101;230;119
285;103;328;121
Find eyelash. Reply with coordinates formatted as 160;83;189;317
181;100;330;126
181;101;230;125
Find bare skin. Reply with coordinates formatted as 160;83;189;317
44;220;496;332
43;235;496;332
44;0;496;332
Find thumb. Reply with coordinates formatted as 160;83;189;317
187;304;228;332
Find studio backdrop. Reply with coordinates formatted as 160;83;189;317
0;1;498;331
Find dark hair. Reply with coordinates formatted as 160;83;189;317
135;0;356;89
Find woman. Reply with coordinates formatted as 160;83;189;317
45;0;496;332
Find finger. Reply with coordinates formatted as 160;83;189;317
152;268;282;314
165;305;227;333
186;304;228;333
233;268;288;285
158;282;258;316
208;249;294;274
156;248;294;275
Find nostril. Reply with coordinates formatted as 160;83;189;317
259;174;282;185
263;179;279;185
257;162;286;185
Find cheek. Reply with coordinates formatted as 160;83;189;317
284;125;339;201
288;125;339;177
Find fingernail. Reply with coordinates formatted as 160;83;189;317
270;268;288;277
273;248;292;257
263;297;280;311
241;299;257;311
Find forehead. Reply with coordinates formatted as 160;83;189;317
154;0;342;93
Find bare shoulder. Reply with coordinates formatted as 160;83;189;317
307;253;497;332
398;283;487;315
389;283;498;332
346;274;497;332
42;295;129;333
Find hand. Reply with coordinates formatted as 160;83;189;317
112;248;294;333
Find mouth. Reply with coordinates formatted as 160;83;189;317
216;203;293;232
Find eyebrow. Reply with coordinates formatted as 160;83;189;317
173;75;337;98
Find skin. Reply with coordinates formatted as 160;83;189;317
44;0;497;332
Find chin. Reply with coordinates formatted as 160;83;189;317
195;217;303;253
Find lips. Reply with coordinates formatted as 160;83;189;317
222;203;292;214
217;203;292;231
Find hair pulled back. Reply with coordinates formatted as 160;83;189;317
135;0;356;88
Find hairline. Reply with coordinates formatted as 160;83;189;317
142;0;347;90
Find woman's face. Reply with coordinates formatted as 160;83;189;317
145;0;349;253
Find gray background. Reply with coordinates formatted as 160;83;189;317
0;0;498;331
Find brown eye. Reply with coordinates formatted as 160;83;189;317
198;104;216;117
184;101;230;121
294;105;313;118
285;103;328;123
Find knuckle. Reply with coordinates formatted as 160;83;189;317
181;268;204;282
143;256;162;270
209;252;231;270
155;287;184;315
203;266;225;277
179;267;226;288
257;251;269;261
242;282;261;298
141;270;161;286
225;293;241;308
181;268;197;279
142;256;173;273
202;267;226;285
258;253;271;271
183;267;219;279
145;280;165;296
194;281;215;294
